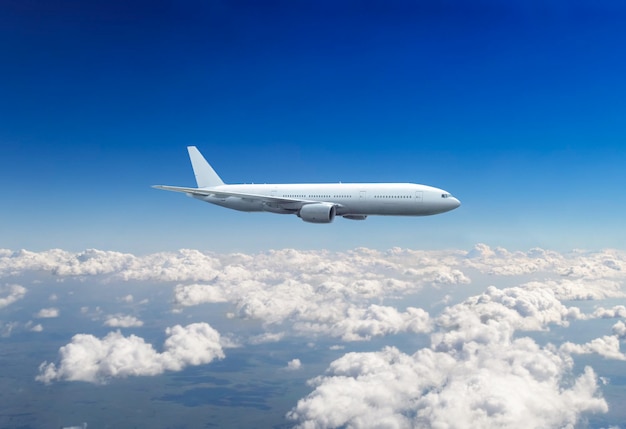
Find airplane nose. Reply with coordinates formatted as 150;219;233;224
450;197;461;209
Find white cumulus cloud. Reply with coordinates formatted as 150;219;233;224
36;322;225;384
103;314;144;328
612;321;626;338
560;335;626;361
288;272;615;428
0;284;26;308
118;294;134;303
35;307;59;318
286;359;302;371
288;344;607;429
30;323;43;332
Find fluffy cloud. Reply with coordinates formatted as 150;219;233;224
286;253;624;428
612;321;626;338
0;284;26;308
174;283;228;306
286;359;302;371
1;321;19;337
36;323;224;384
173;277;434;341
118;294;133;303
292;305;431;341
463;244;626;280
35;307;59;318
0;248;221;281
248;332;285;345
3;245;626;426
522;279;625;301
432;285;585;355
560;336;626;361
103;314;144;328
30;323;43;332
0;247;472;287
1;247;466;344
288;283;610;428
2;245;625;285
593;305;626;319
288;345;607;429
1;320;44;337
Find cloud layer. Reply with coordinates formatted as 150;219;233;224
2;244;625;426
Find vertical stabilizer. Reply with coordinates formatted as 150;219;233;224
187;146;225;188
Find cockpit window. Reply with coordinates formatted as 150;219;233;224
441;193;452;198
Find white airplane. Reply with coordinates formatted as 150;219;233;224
153;146;460;223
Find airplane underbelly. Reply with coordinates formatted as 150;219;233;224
203;196;264;212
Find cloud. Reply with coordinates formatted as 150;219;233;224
463;244;626;280
103;314;144;328
286;359;302;371
522;279;625;301
1;247;472;288
612;321;626;338
118;294;133;303
1;320;45;337
287;269;616;428
2;244;624;285
174;283;228;306
1;321;19;337
36;323;225;384
288;344;607;429
560;336;626;361
290;343;606;429
166;249;454;341
292;305;431;342
35;307;59;318
248;332;285;345
30;323;43;332
3;244;625;426
0;284;26;308
9;245;623;343
0;248;222;281
593;305;626;319
4;245;623;345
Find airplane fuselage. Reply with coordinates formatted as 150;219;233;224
153;146;460;223
197;183;458;217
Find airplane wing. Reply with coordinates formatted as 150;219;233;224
152;185;314;205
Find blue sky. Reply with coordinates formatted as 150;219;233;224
1;0;626;253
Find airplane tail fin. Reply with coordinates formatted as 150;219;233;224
187;146;225;188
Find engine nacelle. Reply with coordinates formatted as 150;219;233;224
298;203;336;223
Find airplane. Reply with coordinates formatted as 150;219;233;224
153;146;460;223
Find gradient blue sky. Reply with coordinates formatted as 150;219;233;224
2;0;625;253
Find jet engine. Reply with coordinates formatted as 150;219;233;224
298;203;336;223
